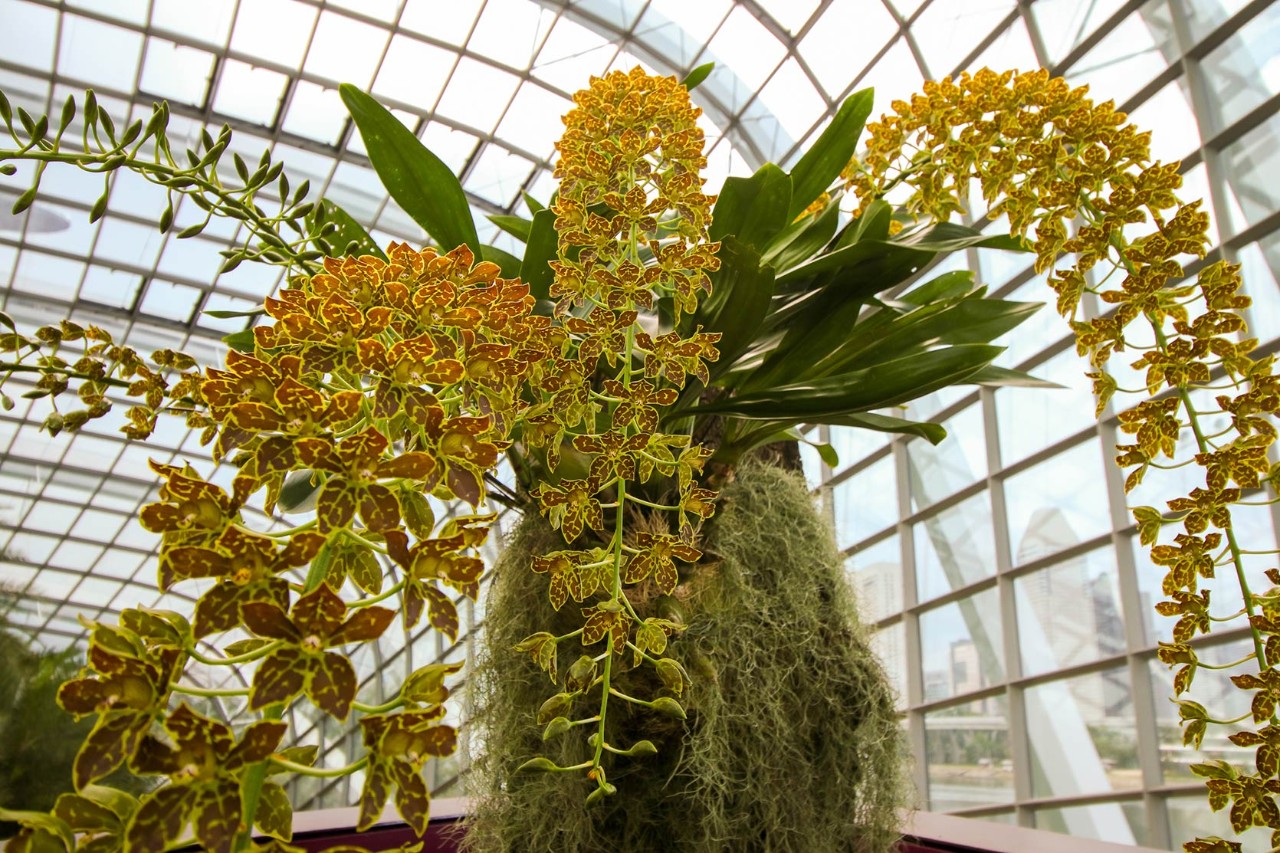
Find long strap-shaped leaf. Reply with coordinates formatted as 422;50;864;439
786;88;873;221
340;85;479;257
678;344;1003;420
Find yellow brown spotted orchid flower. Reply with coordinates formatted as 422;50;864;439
854;66;1280;850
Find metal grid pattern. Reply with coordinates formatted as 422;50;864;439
0;0;1276;847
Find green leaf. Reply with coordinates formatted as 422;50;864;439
340;84;478;257
761;196;839;274
487;213;532;243
309;199;386;261
774;235;932;289
899;270;976;306
821;412;948;445
691;236;774;379
521;190;546;214
479;244;522;279
787;88;873;220
685;344;1003;420
681;62;715;91
891;220;1031;254
710;163;792;250
520;208;558;305
203;307;266;320
842;199;892;247
813;441;840;468
254;781;292;841
277;469;319;513
966;365;1061;388
222;328;255;354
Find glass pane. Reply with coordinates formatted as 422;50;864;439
799;0;896;98
1199;4;1279;133
229;0;316;66
496;83;573;159
1240;230;1280;348
832;455;898;550
848;535;903;623
468;0;551;67
995;346;1095;465
1127;80;1201;165
705;6;785;93
1033;801;1147;846
281;80;347;145
1221;112;1280;236
372;35;454;108
914;492;996;602
6;0;58;71
58;15;143;92
1031;0;1130;65
856;37;924;123
829;424;891;471
966;16;1039;74
1064;2;1175;106
1026;667;1141;798
435;59;520;133
463;146;534;208
1005;441;1112;565
211;59;287;125
1016;546;1126;676
908;404;986;511
920;587;1005;702
870;622;908;708
925;693;1014;810
912;0;1017;78
139;37;214;107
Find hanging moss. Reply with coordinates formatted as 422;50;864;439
462;462;909;852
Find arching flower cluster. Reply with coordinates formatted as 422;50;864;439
11;243;551;850
853;68;1279;851
516;67;722;801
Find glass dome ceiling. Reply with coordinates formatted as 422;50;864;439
1;0;1278;842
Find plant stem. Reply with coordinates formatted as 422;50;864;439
186;640;281;667
353;696;403;714
269;755;368;778
171;683;249;698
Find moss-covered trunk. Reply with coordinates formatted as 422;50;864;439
462;462;908;852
